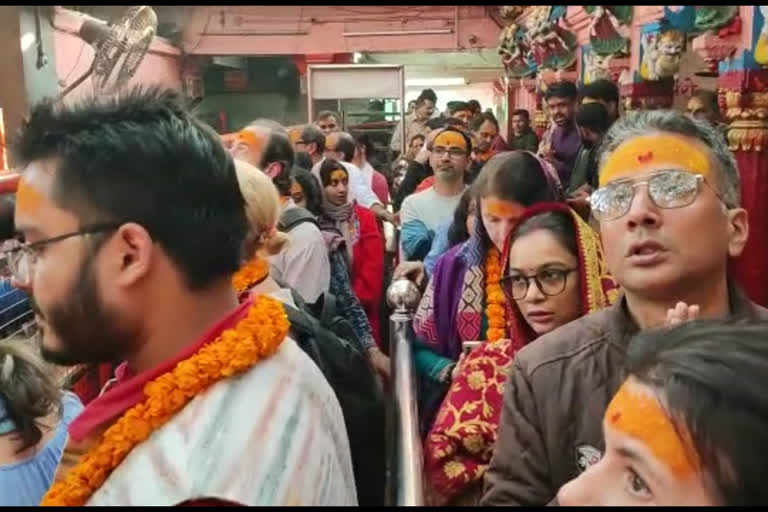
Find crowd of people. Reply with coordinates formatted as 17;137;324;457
0;74;766;506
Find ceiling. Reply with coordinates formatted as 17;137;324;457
363;49;503;84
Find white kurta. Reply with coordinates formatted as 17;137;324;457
87;337;357;506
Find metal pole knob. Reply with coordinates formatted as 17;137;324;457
386;279;422;313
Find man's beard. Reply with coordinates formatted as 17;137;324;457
37;250;137;367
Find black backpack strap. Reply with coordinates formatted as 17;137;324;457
278;206;319;233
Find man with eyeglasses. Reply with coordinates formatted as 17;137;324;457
399;127;470;261
7;87;355;505
482;110;768;506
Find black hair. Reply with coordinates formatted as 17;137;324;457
470;112;500;133
512;109;531;121
467;99;482;113
334;132;357;163
0;195;15;241
427;117;448;130
471;151;560;246
294;151;313;171
447;188;476;246
444;117;467;129
579;79;620;106
350;129;375;160
448;101;472;114
0;340;62;453
575;102;611;134
626;319;768;506
318;158;347;187
544;80;578;102
300;125;326;153
290;166;322;215
472;151;558;204
246;119;295;197
13;86;247;290
417;88;437;104
429;127;473;155
509;210;577;258
316;110;340;123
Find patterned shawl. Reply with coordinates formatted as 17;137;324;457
413;152;564;361
423;202;619;506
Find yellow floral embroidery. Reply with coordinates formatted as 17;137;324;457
467;371;486;391
444;461;467;479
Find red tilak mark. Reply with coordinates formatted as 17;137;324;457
610;411;622;424
637;151;654;163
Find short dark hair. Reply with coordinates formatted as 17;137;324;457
626;319;768;506
447;101;472;114
318;158;347;187
300;125;326;153
427;117;448;130
510;210;577;258
575;102;611;134
13;86;247;290
417;88;437;104
316;110;339;123
512;109;531;121
544;81;578;102
470;112;500;132
246;119;295;197
467;99;482;113
580;79;620;106
350;129;375;159
294;151;313;170
333;132;357;163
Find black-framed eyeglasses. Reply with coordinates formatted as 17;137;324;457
501;268;578;301
432;147;468;159
3;222;121;286
590;169;723;222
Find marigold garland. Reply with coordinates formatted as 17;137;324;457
41;295;290;506
484;247;507;342
231;257;270;295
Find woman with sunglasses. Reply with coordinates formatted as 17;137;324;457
423;202;619;505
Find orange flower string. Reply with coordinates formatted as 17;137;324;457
41;295;290;506
231;257;270;295
484;247;507;342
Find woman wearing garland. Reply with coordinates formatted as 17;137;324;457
423;203;619;505
412;151;565;433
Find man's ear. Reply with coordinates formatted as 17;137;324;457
727;207;749;259
107;222;154;288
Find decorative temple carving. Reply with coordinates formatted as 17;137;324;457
693;6;739;33
498;24;536;78
719;70;768;152
639;29;685;81
692;32;738;75
584;6;631;56
526;6;578;71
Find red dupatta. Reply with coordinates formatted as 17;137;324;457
423;202;619;506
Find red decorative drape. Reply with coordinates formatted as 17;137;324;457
730;150;768;307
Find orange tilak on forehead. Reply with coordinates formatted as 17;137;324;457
236;129;267;154
484;198;525;218
433;131;468;150
325;133;339;151
290;181;303;195
16;177;45;214
330;169;347;182
599;134;713;186
606;380;699;479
